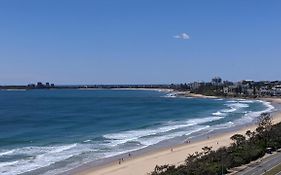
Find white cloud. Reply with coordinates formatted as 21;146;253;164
173;33;190;40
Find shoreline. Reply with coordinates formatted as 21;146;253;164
73;98;281;175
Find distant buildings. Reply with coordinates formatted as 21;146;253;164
211;77;222;86
190;82;201;90
27;83;35;88
27;82;55;89
184;77;281;97
1;77;281;96
272;85;281;96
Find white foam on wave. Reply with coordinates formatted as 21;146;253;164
162;93;177;98
0;150;15;156
234;100;275;124
2;99;273;175
0;160;20;168
38;99;274;175
83;140;92;143
227;103;249;108
212;111;226;116
103;116;223;147
214;100;274;126
0;144;94;175
103;124;190;146
257;100;275;112
100;125;211;161
221;108;237;113
239;100;254;103
139;125;210;146
226;100;238;103
213;121;234;129
227;99;255;103
212;101;250;116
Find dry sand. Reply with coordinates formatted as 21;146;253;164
77;98;281;175
185;93;218;99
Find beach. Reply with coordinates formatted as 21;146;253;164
77;98;281;175
0;90;277;175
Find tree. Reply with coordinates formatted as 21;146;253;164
185;153;198;165
151;165;176;175
245;130;255;139
256;113;272;147
151;112;281;175
202;146;212;155
230;134;246;146
256;113;272;133
245;130;252;138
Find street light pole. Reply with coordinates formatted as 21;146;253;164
221;152;224;175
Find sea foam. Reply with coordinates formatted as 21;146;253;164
0;144;94;175
233;100;275;125
0;91;275;175
103;116;223;147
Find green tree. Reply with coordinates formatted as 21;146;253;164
230;134;246;146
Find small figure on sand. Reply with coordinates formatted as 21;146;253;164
128;153;131;157
171;148;174;152
185;140;190;144
118;159;121;164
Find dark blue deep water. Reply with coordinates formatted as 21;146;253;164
0;89;274;174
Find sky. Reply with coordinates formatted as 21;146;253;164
1;0;281;85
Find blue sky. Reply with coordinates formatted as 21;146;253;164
1;0;281;85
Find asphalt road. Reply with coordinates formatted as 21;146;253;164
235;152;281;175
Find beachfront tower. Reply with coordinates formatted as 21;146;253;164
211;77;222;86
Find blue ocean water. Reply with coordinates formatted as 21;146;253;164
0;89;274;175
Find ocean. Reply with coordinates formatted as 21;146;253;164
0;89;275;175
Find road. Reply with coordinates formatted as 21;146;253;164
235;152;281;175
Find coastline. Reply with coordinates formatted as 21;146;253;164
74;97;281;175
179;92;218;99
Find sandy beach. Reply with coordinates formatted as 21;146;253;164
76;98;281;175
184;92;218;99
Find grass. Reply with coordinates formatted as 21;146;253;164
264;163;281;175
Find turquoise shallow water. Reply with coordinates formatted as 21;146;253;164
0;89;274;174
